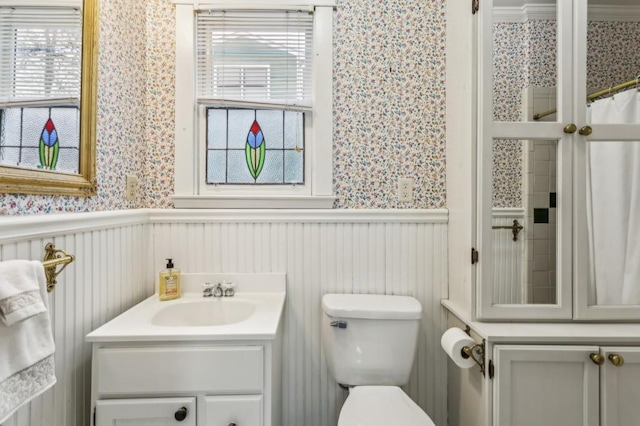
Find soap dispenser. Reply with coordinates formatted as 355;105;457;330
159;258;182;301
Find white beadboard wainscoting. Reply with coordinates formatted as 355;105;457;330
148;209;449;426
0;210;152;426
492;208;526;304
0;208;448;426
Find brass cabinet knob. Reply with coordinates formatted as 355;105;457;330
579;126;593;136
564;124;578;134
609;354;624;367
590;353;605;365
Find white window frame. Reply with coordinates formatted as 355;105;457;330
172;0;336;209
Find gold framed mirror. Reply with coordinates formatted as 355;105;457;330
0;0;98;196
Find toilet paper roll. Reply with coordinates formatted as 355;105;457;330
441;327;477;369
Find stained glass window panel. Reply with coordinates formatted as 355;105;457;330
207;150;226;184
256;150;284;184
256;110;284;149
206;107;304;185
51;108;80;149
285;151;304;183
207;109;227;149
227;110;255;149
0;107;80;173
227;151;256;184
284;111;303;149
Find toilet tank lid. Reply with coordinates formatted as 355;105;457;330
322;294;422;320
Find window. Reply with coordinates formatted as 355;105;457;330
0;5;82;173
173;0;336;209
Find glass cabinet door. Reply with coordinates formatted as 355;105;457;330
477;0;574;319
573;0;640;320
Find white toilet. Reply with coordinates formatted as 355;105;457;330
321;293;436;426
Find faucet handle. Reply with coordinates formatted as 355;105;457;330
221;281;236;297
202;282;215;297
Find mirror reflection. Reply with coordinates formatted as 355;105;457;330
0;0;97;196
492;0;558;124
585;0;640;306
491;0;640;305
0;4;82;173
492;139;558;305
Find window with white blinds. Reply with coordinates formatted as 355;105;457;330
0;7;82;106
196;10;314;110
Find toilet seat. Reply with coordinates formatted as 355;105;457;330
338;386;435;426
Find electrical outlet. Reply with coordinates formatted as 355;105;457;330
398;178;413;202
126;174;138;201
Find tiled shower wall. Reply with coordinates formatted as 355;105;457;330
522;87;557;303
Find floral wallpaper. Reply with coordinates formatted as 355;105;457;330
492;19;640;208
142;0;175;209
1;0;448;215
0;0;148;216
587;21;640;90
332;0;447;208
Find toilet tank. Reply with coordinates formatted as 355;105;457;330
321;294;422;387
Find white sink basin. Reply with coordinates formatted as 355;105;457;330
86;273;286;342
151;299;256;327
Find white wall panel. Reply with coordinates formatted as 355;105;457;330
0;214;152;426
149;216;449;426
0;209;448;426
492;209;526;304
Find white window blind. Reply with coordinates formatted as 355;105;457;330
0;7;82;106
196;10;314;110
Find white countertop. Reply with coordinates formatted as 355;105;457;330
443;299;640;344
86;273;286;343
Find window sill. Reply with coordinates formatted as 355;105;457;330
171;195;337;209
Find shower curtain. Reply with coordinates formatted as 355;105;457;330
587;88;640;305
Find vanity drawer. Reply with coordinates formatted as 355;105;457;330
96;346;263;395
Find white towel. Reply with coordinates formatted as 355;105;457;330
0;260;48;326
0;260;56;424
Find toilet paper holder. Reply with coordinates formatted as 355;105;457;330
461;325;486;376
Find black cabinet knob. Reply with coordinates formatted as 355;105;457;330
174;407;188;421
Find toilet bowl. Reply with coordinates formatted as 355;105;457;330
338;386;435;426
321;294;435;425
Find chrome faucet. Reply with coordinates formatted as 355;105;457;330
202;282;223;298
203;281;235;297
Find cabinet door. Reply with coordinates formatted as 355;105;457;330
201;395;262;426
477;0;574;320
601;347;640;426
572;0;640;320
493;345;599;426
96;398;196;426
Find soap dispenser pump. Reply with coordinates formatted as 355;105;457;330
159;258;182;301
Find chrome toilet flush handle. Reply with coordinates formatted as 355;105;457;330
330;321;348;329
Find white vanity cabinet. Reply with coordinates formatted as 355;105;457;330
85;273;286;426
445;312;640;426
494;345;640;426
96;398;197;426
493;345;599;426
90;342;281;426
